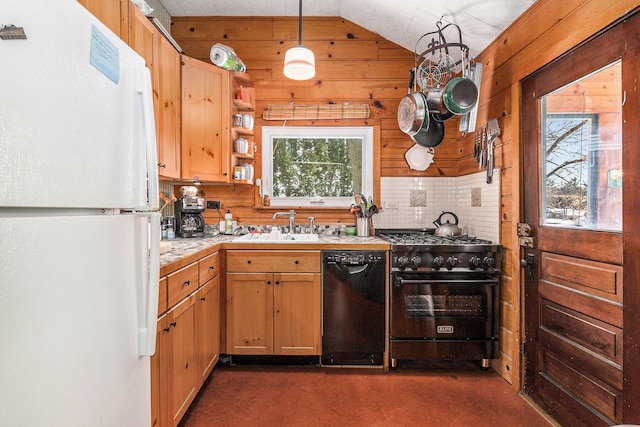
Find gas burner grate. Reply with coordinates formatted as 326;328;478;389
377;231;493;246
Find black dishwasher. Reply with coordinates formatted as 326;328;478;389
321;250;386;365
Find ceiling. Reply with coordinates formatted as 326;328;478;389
156;0;537;59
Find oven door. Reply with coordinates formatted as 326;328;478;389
390;272;498;340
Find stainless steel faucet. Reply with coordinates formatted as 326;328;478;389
272;209;296;232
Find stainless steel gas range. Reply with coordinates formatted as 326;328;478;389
376;229;503;369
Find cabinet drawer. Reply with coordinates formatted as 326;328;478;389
199;251;219;285
158;277;168;316
227;250;320;273
167;262;199;308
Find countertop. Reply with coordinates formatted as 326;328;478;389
159;232;390;277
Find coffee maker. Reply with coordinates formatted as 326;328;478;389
175;196;205;238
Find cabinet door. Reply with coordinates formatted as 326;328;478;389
181;56;230;182
166;295;198;427
128;2;155;70
155;35;181;179
79;0;128;42
226;273;273;354
151;316;167;427
196;277;220;384
273;273;322;355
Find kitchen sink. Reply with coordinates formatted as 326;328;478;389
232;233;319;242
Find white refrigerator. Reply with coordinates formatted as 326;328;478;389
0;1;160;426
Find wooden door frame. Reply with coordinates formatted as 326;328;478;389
520;10;640;423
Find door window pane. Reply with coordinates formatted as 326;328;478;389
540;62;622;231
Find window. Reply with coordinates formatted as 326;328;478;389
539;62;622;231
261;126;374;207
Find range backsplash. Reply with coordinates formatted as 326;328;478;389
374;170;500;243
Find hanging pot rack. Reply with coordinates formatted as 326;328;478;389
411;19;472;93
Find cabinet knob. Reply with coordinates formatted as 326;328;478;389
209;265;215;271
184;280;190;286
247;260;251;264
200;297;206;301
275;281;280;285
157;163;166;168
294;260;299;264
267;280;271;285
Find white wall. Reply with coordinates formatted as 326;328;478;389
374;169;500;243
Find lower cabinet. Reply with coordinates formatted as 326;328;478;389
197;276;220;383
152;251;220;427
226;250;321;356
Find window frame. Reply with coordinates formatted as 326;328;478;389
261;125;375;208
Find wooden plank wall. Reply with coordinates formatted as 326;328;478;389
463;0;640;387
169;0;638;389
169;16;462;226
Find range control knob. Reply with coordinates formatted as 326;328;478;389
483;257;496;268
469;256;482;270
410;256;422;269
433;256;445;269
446;256;458;270
397;256;410;269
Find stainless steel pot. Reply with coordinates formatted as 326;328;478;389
433;211;462;236
397;91;430;136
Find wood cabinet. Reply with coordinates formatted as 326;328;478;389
196;252;220;383
230;72;256;184
181;56;230;182
153;250;220;427
127;2;155;71
77;0;129;42
226;250;321;355
163;294;198;427
155;35;182;179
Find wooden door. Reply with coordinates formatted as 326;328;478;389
226;273;273;354
151;316;166;427
521;13;640;426
181;56;230;182
166;295;198;427
273;273;322;355
128;2;155;70
155;35;182;180
196;277;219;384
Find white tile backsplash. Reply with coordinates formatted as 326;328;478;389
374;169;501;242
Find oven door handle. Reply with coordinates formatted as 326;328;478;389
395;277;499;286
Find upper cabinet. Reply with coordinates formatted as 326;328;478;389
181;56;230;183
127;4;181;180
154;36;182;180
77;0;129;42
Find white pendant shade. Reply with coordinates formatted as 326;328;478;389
284;45;315;80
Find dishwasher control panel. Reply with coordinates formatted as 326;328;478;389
322;250;386;265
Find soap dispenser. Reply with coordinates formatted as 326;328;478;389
224;209;233;235
268;226;281;240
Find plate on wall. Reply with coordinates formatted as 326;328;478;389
405;144;435;171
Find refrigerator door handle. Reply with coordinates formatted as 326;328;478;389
138;212;161;356
136;66;159;211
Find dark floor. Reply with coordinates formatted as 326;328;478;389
179;359;554;427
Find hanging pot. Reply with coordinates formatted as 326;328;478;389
441;77;478;115
411;112;444;148
425;77;479;117
433;211;462;236
397;91;430;136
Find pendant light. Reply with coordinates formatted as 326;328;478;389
283;0;315;80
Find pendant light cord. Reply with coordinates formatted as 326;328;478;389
298;0;303;46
